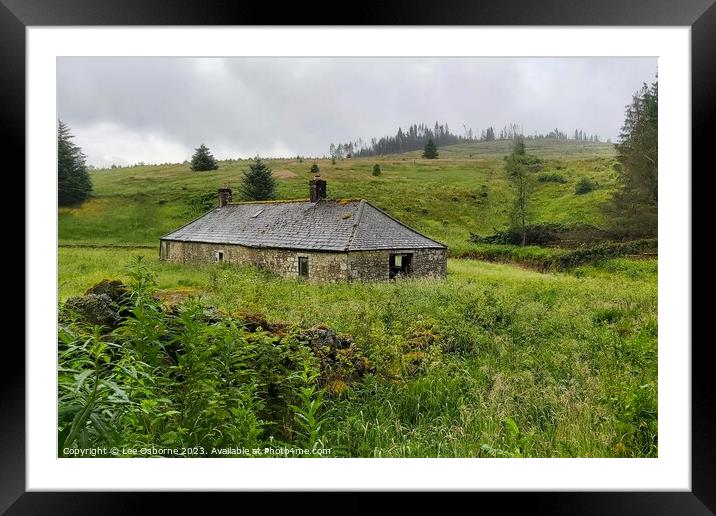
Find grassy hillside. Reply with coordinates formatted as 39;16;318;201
59;140;617;255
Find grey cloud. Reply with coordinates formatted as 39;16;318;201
57;57;657;168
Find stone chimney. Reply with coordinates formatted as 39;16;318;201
218;186;232;207
309;178;327;203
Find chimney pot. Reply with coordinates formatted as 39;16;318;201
309;178;327;203
218;187;232;207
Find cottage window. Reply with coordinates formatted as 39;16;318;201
298;256;309;277
389;253;412;279
214;251;224;262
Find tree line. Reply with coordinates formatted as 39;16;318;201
330;121;603;157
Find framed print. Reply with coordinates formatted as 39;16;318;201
5;0;713;512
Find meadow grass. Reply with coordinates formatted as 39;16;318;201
60;140;617;255
58;247;657;457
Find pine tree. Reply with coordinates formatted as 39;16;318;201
372;164;382;176
240;157;276;200
190;144;219;171
604;79;658;236
310;162;320;174
422;138;439;159
58;120;93;206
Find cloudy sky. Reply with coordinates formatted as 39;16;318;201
58;57;657;168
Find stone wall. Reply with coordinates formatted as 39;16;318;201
346;250;389;281
409;248;448;278
160;240;349;282
347;248;447;281
160;240;447;282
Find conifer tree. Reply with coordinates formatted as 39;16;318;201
190;144;219;171
58;120;93;205
240;157;276;200
422;138;439;159
310;162;320;174
604;79;658;236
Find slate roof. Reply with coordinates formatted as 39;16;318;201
161;199;447;252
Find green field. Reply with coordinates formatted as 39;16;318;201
59;139;617;255
57;139;657;458
59;247;657;457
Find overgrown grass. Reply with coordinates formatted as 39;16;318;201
58;249;657;457
59;257;335;457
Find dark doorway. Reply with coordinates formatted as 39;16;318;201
214;250;224;262
298;256;309;277
389;253;412;279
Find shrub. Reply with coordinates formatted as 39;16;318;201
575;177;597;195
537;172;567;183
372;164;381;176
465;236;657;271
553;239;657;269
469;223;608;247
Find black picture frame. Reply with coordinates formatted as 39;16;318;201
5;0;711;513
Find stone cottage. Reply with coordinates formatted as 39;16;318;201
159;178;447;281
